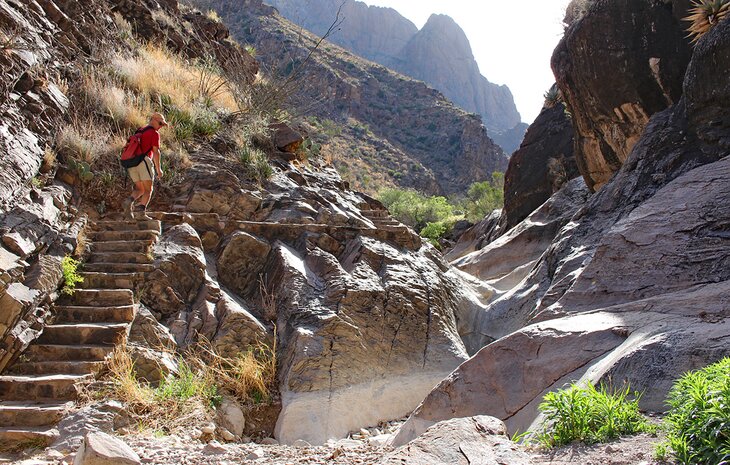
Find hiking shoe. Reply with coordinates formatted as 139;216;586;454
122;197;134;220
134;205;152;221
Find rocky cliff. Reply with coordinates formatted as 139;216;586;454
194;0;509;196
260;0;525;152
395;0;730;445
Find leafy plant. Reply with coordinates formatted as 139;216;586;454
537;382;653;448
155;360;221;408
461;172;504;222
61;256;84;295
544;86;564;109
378;188;455;232
685;0;730;43
661;357;730;464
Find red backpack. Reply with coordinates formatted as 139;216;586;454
120;126;155;168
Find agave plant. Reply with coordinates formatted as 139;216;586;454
543;86;564;109
685;0;730;44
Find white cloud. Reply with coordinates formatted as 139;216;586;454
359;0;572;124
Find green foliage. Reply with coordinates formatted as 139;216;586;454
155;359;221;408
462;172;504;222
68;158;95;182
537;382;652;448
61;256;84;295
420;221;453;247
662;357;730;464
301;138;321;158
237;145;273;183
378;188;455;232
165;104;221;141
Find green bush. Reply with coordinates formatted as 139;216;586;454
461;172;504;222
537;382;652;448
61;256;84;295
378;188;454;232
663;357;730;464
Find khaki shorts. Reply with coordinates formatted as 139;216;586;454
127;157;155;183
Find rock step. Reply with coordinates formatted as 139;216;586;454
8;360;106;376
87;252;152;264
0;402;69;428
37;323;128;345
0;374;90;401
91;240;153;253
90;230;159;242
93;219;161;232
82;262;155;274
78;272;141;290
25;344;113;362
59;288;134;306
361;209;389;219
54;304;136;323
0;427;58;448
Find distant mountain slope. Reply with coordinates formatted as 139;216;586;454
196;0;509;196
263;0;526;152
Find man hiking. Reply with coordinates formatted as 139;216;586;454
122;112;166;220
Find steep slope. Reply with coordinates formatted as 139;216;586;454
260;0;525;152
195;0;509;196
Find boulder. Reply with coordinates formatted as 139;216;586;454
217;232;271;297
216;398;245;437
552;0;692;191
382;416;529;465
212;292;269;353
271;122;304;153
72;432;140;465
141;224;206;316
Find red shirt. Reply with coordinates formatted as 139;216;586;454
138;126;160;157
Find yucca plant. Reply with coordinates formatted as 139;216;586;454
543;86;564;109
685;0;730;43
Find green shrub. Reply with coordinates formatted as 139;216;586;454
237;145;273;183
61;256;84;295
420;221;454;247
378;188;454;232
537;382;652;448
461;172;504;222
662;357;730;464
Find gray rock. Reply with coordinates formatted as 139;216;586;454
382;416;529;465
72;432;140;465
216;398;245;437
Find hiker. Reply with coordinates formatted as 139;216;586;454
121;112;166;220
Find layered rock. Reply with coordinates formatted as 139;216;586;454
393;10;730;445
553;0;692;191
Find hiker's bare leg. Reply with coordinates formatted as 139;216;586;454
131;181;146;203
137;180;153;207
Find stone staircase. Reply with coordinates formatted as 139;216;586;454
0;218;160;449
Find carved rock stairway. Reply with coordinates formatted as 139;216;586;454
0;218;160;449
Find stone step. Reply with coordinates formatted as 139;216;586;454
361;209;389;219
37;323;128;346
78;272;140;289
92;240;153;253
82;262;155;274
0;374;90;401
54;304;136;324
93;219;161;232
88;252;152;264
59;288;134;306
25;344;113;362
90;230;159;242
8;360;106;376
0;426;58;448
0;401;69;428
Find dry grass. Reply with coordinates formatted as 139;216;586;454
685;0;730;43
112;44;237;114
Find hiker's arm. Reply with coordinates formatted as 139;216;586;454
152;146;163;177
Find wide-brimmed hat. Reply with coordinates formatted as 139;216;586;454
150;112;169;127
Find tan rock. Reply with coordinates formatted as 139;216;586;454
72;432;140;465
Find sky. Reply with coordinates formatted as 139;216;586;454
359;0;573;124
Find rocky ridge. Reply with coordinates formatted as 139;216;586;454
195;0;510;195
262;0;526;153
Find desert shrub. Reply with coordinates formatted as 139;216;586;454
61;256;84;295
237;145;273;183
662;357;730;464
378;188;455;232
420;220;456;247
537;382;653;448
461;172;504;222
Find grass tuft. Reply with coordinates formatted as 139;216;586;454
536;382;653;448
60;255;83;295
